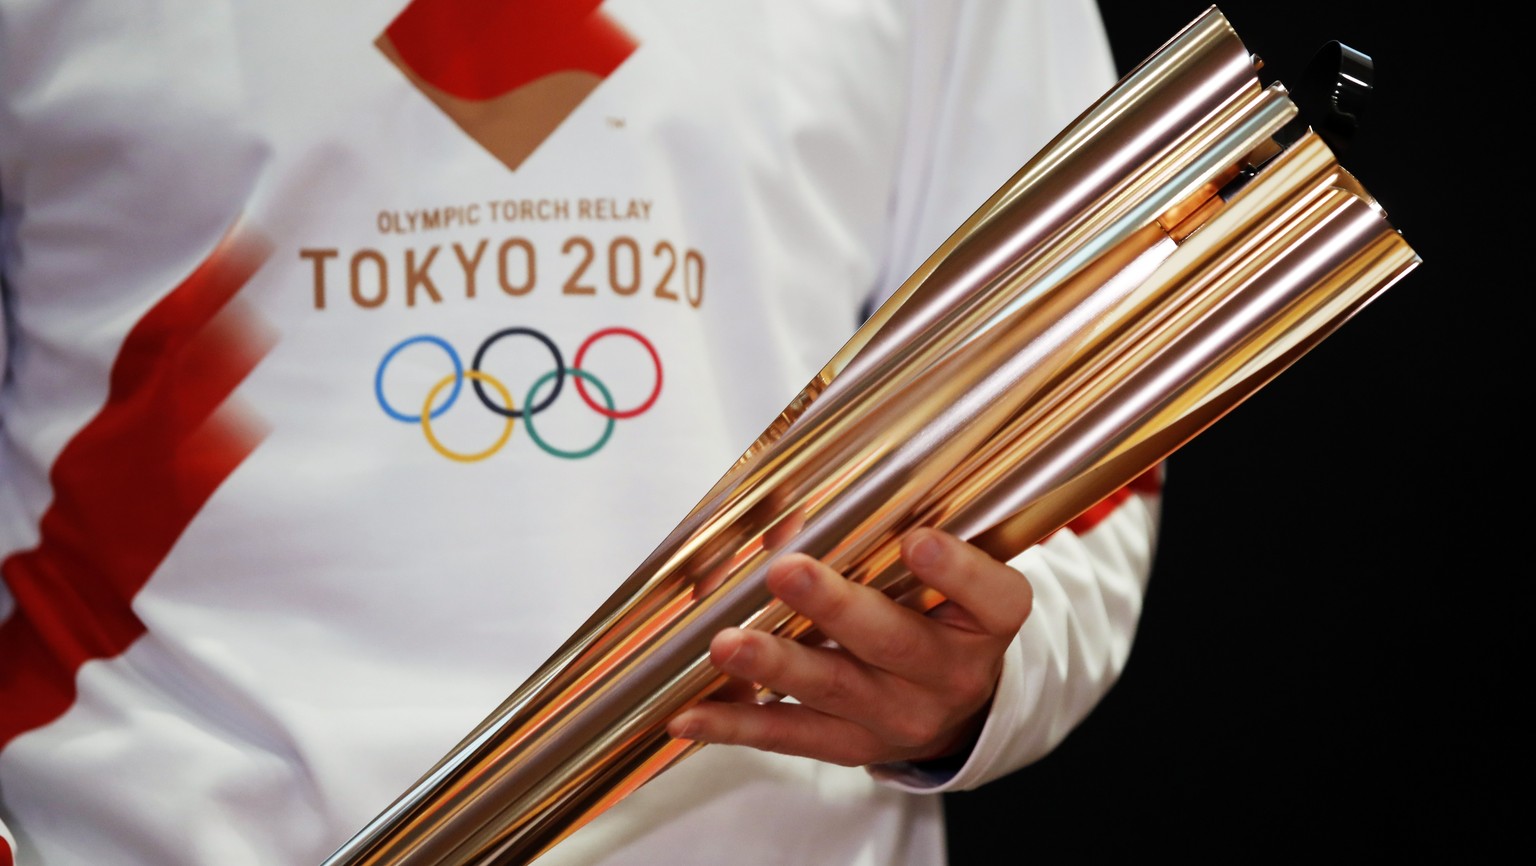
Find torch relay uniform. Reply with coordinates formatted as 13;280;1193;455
0;2;1160;864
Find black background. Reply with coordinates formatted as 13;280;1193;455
945;2;1522;860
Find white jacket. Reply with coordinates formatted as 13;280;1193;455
0;2;1157;863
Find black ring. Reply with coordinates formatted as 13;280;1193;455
471;327;565;419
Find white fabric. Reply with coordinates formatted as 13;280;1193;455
0;2;1152;864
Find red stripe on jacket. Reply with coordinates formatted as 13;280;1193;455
1063;464;1164;536
0;223;273;750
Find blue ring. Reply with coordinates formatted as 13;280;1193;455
375;335;463;423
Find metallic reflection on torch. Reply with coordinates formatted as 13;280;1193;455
323;6;1421;865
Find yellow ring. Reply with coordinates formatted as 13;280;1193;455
420;370;515;462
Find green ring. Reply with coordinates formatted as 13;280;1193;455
523;368;616;459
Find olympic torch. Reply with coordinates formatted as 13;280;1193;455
323;6;1422;864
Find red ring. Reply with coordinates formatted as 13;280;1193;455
573;327;663;419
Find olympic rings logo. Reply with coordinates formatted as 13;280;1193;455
374;326;662;461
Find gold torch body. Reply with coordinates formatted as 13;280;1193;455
323;7;1421;864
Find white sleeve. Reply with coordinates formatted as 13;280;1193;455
1;161;13;399
1;226;9;394
0;282;8;388
864;0;1164;792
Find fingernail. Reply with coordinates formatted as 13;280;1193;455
907;533;941;569
779;562;814;596
719;629;755;671
668;715;699;741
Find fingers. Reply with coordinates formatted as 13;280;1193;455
760;530;1031;679
899;528;1032;637
764;555;948;686
667;700;889;767
668;529;1031;766
701;624;889;730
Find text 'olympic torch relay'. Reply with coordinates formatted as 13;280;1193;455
323;7;1422;865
